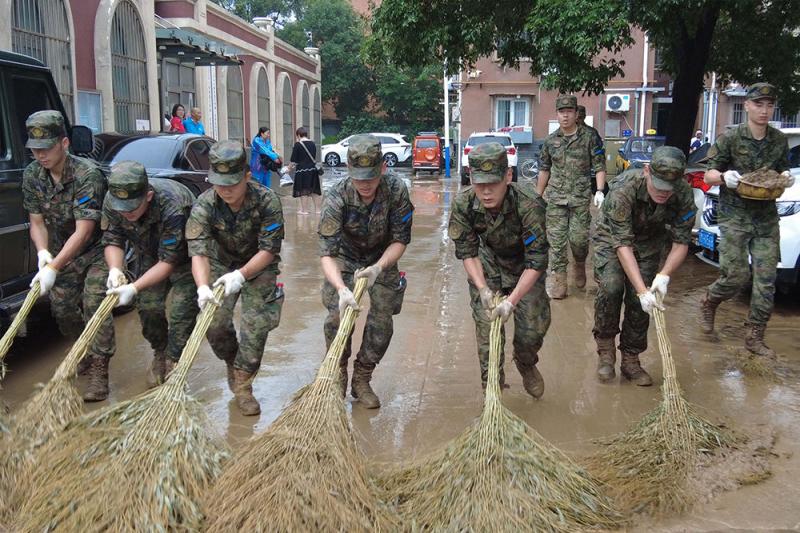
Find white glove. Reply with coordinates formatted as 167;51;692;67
649;273;670;299
782;170;795;187
490;299;515;323
31;265;57;296
638;291;664;315
593;190;605;208
213;270;246;297
478;286;495;312
197;284;219;309
107;283;137;307
723;170;741;189
337;287;360;315
106;267;126;290
354;264;383;288
37;249;53;270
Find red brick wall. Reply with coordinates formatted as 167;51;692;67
70;0;101;90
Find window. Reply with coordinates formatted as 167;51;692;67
495;97;530;128
111;0;149;133
467;135;511;147
732;99;745;125
11;75;59;162
772;106;799;128
77;91;102;134
162;59;195;124
183;139;211;171
282;79;293;157
416;139;438;149
313;89;321;148
256;69;269;130
301;84;310;131
226;67;244;143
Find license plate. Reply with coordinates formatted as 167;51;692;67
698;229;716;251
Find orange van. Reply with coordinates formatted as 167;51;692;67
412;133;442;176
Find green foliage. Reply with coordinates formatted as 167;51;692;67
211;0;302;20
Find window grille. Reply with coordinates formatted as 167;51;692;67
111;0;149;133
313;89;322;150
282;78;293;157
256;69;270;130
226;66;244;142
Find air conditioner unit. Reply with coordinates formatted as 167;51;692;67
605;93;631;112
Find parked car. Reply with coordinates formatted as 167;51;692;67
460;132;518;185
615;135;666;174
411;133;442;176
321;133;411;168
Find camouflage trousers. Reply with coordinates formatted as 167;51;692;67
321;268;404;367
708;216;779;325
468;277;551;385
592;247;659;355
205;261;284;374
546;202;590;273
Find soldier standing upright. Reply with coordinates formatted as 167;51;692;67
537;95;606;298
448;143;550;396
318;134;413;409
700;83;793;356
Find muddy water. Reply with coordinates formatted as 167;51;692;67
3;169;800;530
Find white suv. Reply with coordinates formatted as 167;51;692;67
322;133;411;167
460;132;518;185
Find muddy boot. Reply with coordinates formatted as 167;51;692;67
164;358;178;380
572;261;587;289
620;352;652;386
146;351;166;389
548;271;567;299
232;369;261;416
745;322;775;358
595;337;617;382
83;356;109;402
76;356;92;376
515;361;544;399
700;291;721;334
351;361;380;409
224;357;236;393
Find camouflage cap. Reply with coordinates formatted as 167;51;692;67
208;140;246;185
25;110;67;149
556;95;577;110
468;142;508;184
347;134;383;180
746;83;777;101
648;146;686;191
577;105;587;119
107;160;149;211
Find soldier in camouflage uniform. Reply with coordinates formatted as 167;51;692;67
186;140;285;416
577;104;606;195
448;143;551;397
94;161;198;391
319;134;413;409
592;147;696;385
21;110;110;401
537;95;606;298
700;83;793;357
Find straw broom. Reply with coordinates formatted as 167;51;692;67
14;285;230;532
0;282;41;380
374;297;623;532
204;277;397;532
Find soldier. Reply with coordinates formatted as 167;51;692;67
185;140;285;416
448;142;551;396
98;161;198;388
592;147;696;385
319;134;413;409
578;105;606;196
537;95;606;299
21;110;111;401
700;83;793;356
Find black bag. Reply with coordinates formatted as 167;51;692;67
299;140;324;176
259;154;282;172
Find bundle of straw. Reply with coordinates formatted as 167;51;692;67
0;282;41;379
15;285;229;532
204;277;397;532
374;298;623;532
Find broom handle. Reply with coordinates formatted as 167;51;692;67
485;295;504;401
0;282;41;369
316;277;368;380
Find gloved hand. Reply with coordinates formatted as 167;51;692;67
723;170;741;189
490;299;516;323
593;190;605;208
106;267;126;290
197;284;220;309
649;272;670;299
782;170;795;188
638;291;664;315
213;270;246;297
107;283;137;307
337;287;360;315
31;265;57;296
37;249;53;271
478;286;495;312
355;264;383;288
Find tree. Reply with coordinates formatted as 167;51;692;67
370;0;800;150
210;0;302;20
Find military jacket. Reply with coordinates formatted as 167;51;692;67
101;178;194;266
186;181;284;271
318;174;414;271
593;169;696;262
22;153;106;271
448;182;548;288
539;125;605;206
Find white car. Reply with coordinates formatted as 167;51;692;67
321;133;411;168
460;132;518;185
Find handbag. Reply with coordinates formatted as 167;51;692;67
299;140;324;176
259;153;283;172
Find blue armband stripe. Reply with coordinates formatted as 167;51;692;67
162;237;177;245
594;148;605;155
524;234;537;246
401;211;413;223
77;195;91;205
681;210;695;222
264;222;282;232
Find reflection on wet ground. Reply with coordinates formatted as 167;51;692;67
3;168;799;530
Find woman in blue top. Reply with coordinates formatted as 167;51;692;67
250;127;281;187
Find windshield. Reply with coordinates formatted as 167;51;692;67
629;138;665;155
416;139;438;148
468;135;511;147
106;138;177;168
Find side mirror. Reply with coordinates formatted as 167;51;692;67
341;141;349;147
618;148;624;156
70;125;94;155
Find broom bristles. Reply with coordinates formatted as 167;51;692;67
0;282;40;374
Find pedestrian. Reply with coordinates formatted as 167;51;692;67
290;127;321;215
22;110;111;401
169;104;186;133
700;83;793;357
250;127;281;188
183;107;205;135
689;130;703;153
592;146;696;385
448;142;551;397
577;104;607;195
318;134;414;409
536;95;606;299
97;161;198;389
185;140;285;416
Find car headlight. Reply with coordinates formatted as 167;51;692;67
776;200;800;217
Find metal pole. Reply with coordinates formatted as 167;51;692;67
444;63;451;178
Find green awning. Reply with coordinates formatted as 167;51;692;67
156;27;243;66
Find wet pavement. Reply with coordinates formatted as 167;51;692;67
3;168;800;530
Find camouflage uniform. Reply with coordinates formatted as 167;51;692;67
21;111;108;357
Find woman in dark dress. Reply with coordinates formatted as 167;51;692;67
289;127;321;214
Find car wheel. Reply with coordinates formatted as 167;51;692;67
384;153;398;167
325;153;340;167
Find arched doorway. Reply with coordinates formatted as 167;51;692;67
111;0;149;133
313;87;322;148
282;78;294;158
256;68;270;131
226;66;244;143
